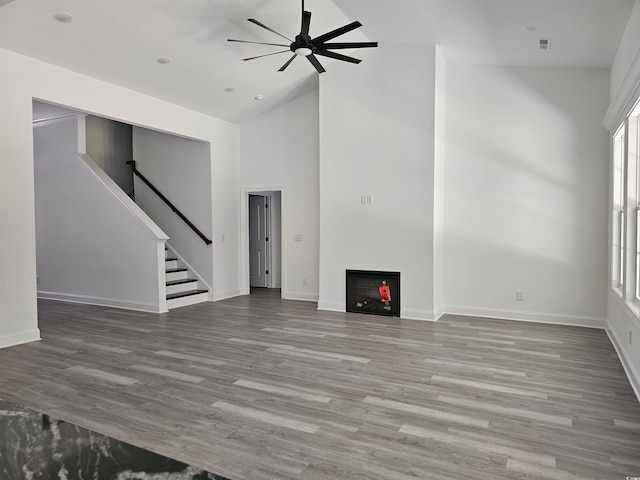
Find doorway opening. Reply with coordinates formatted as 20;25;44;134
244;190;282;296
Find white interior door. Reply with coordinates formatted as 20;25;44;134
249;194;268;287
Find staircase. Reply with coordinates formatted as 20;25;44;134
164;246;209;309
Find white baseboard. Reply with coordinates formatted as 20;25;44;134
445;305;607;329
607;328;640;403
212;289;242;302
0;328;41;349
401;308;439;322
38;291;167;313
317;301;344;312
284;291;319;302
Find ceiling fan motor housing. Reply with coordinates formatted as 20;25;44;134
292;34;314;56
227;1;378;73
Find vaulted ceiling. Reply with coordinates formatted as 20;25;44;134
0;0;635;124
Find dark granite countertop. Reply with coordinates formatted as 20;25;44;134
0;397;231;480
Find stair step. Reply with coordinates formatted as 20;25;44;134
166;278;197;286
166;289;208;301
165;259;178;269
166;278;198;295
165;268;188;282
165;257;177;262
166;268;187;274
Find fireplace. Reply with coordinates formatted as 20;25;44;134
345;270;400;317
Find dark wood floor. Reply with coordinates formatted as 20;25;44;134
0;290;639;479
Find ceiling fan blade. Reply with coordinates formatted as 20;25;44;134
314;49;361;64
247;18;293;42
278;54;297;72
306;54;326;74
317;42;378;49
242;50;290;61
301;10;311;40
311;21;361;45
228;39;290;47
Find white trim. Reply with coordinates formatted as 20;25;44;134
212;289;242;302
0;329;41;349
317;301;344;312
603;39;640;130
284;291;319;302
37;291;167;313
401;308;439;322
445;305;607;329
240;186;285;296
606;327;640;403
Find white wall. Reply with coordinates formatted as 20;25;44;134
318;43;440;320
0;50;40;348
610;0;640;106
240;90;320;301
444;64;610;327
34;116;168;312
0;47;240;347
133;127;213;288
607;0;640;397
86;115;133;194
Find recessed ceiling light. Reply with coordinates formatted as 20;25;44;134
156;56;171;65
224;86;236;93
523;25;538;33
254;95;264;101
53;12;73;23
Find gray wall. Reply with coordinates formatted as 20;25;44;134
86;115;133;194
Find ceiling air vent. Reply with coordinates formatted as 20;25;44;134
538;38;551;50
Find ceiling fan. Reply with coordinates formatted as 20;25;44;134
227;0;378;73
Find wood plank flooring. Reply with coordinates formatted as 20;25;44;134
0;290;639;479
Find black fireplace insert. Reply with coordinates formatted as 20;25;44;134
346;270;400;317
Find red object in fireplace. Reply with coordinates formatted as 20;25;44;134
379;285;391;302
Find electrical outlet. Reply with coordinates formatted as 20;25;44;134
302;278;307;286
515;291;524;301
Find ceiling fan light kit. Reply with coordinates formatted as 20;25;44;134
228;0;378;73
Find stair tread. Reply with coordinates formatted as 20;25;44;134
166;278;197;286
166;289;208;300
165;257;178;262
166;268;187;273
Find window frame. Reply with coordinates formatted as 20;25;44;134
612;97;640;316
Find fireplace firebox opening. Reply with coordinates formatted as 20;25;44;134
346;270;400;317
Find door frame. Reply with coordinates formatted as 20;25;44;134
240;186;284;296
